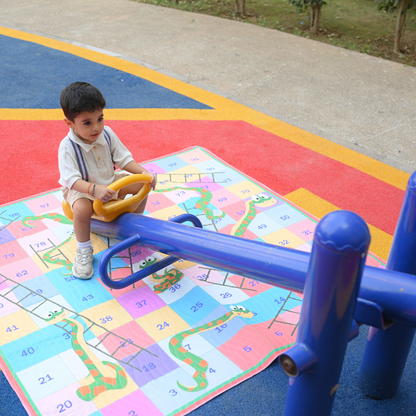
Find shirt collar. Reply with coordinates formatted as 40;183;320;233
68;129;106;152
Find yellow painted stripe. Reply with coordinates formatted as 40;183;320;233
0;108;230;121
0;26;409;190
284;188;392;261
241;110;409;191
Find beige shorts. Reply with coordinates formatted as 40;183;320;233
63;173;130;207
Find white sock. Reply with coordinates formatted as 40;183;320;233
77;240;92;249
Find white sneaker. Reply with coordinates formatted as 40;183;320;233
73;247;94;280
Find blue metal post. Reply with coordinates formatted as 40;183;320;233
279;211;370;416
358;171;416;399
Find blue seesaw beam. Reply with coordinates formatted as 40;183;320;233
93;212;416;329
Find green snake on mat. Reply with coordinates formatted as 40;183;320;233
139;256;184;293
169;305;254;392
46;308;128;401
154;186;226;222
22;213;75;275
231;193;277;237
163;193;276;392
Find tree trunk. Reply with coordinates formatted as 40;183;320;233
310;3;322;34
235;0;245;16
393;0;410;54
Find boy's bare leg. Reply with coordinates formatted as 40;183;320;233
72;198;94;242
135;196;148;214
71;198;94;280
118;183;148;214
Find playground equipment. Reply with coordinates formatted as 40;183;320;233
62;174;151;222
91;172;416;416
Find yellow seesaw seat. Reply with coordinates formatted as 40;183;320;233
62;174;152;222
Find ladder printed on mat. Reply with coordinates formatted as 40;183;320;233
192;266;258;292
0;274;157;372
28;238;70;271
155;172;227;184
268;292;302;336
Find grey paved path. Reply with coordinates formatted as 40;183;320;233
1;0;415;173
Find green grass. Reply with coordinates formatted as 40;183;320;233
131;0;416;66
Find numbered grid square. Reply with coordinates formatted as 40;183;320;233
0;226;16;245
16;355;77;402
35;382;99;416
100;388;163;416
7;218;48;240
25;194;63;216
178;148;213;165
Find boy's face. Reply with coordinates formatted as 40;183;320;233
65;109;104;144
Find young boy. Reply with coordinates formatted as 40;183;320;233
58;82;156;280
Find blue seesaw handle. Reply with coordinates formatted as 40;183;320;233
99;214;202;289
168;213;203;228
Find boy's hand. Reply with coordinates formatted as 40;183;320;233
149;173;156;190
95;185;116;203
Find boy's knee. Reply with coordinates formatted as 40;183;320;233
72;199;93;219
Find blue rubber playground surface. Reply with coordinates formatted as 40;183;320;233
0;34;211;110
1;26;415;416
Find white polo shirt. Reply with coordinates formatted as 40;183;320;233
58;126;134;189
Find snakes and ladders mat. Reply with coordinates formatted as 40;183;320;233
0;147;386;416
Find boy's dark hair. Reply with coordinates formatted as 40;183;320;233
60;82;106;121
